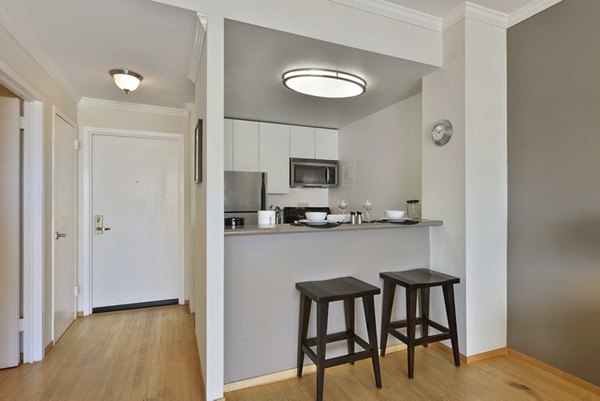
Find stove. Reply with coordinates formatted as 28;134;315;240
283;206;331;224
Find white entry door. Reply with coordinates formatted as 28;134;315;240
52;112;77;342
0;96;20;368
91;131;183;310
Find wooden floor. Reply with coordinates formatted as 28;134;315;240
0;305;204;401
226;346;600;401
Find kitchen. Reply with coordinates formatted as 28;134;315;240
221;20;444;388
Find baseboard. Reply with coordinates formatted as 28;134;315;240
429;342;469;364
224;343;407;393
507;349;600;396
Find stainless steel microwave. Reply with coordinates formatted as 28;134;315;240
289;158;338;188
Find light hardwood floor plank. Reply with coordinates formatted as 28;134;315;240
226;346;600;401
0;305;204;401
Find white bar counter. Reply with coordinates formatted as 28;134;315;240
224;219;442;385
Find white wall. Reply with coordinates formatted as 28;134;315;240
0;20;78;354
193;13;226;401
464;19;507;355
422;19;507;356
422;22;467;352
329;94;422;218
268;188;329;209
77;103;191;312
154;0;442;67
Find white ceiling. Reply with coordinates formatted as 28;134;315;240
373;0;539;16
224;20;437;129
0;0;546;114
1;0;197;108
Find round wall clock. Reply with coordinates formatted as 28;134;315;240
431;119;453;146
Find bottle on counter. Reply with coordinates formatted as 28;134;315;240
406;199;421;220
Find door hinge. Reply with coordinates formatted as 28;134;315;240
19;116;25;130
19;318;24;332
73;139;80;150
74;286;79;297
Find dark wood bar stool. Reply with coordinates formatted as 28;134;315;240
296;276;382;401
379;268;460;378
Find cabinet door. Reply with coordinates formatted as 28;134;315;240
224;119;233;171
290;125;315;159
259;122;290;194
315;128;338;160
232;120;259;171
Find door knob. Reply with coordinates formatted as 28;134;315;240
55;232;67;240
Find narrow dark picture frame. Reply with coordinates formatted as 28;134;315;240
194;119;202;183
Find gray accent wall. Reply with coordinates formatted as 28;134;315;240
507;0;600;386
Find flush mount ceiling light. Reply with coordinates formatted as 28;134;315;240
110;69;143;94
282;68;366;98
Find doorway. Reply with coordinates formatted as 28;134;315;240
52;109;78;342
82;128;184;315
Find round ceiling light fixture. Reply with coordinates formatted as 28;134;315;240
110;69;143;94
282;68;366;98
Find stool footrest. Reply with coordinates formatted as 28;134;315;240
387;318;452;346
305;330;371;350
301;344;374;368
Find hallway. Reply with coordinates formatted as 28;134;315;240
0;305;203;401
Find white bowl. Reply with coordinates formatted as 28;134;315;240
385;210;405;219
326;214;351;223
305;212;327;222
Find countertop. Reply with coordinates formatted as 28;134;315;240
224;219;442;236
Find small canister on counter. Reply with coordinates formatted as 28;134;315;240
351;212;356;225
356;211;363;224
406;200;421;220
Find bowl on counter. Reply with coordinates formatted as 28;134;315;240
326;214;351;223
385;210;405;220
305;212;328;222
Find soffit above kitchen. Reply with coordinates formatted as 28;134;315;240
225;20;437;129
373;0;552;16
0;0;196;108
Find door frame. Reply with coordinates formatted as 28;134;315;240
51;107;77;342
82;127;185;315
0;60;45;362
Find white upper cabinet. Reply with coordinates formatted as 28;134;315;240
315;128;338;160
259;123;290;194
224;119;233;171
232;120;259;171
290;126;315;159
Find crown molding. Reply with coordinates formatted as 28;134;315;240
508;0;562;27
79;97;189;118
0;2;80;104
329;0;442;31
188;12;207;84
463;2;509;29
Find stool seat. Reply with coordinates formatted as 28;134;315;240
296;276;380;302
380;268;460;379
297;276;382;401
380;268;460;288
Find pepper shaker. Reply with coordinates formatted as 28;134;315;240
357;211;363;224
351;212;356;224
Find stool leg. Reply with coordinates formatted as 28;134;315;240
442;284;460;367
297;295;311;377
343;298;355;364
380;279;396;357
362;295;382;388
316;302;329;401
406;287;418;379
419;287;430;347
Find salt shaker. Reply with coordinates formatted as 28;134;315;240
356;211;363;224
351;212;356;224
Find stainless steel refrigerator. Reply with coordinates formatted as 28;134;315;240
224;171;267;225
